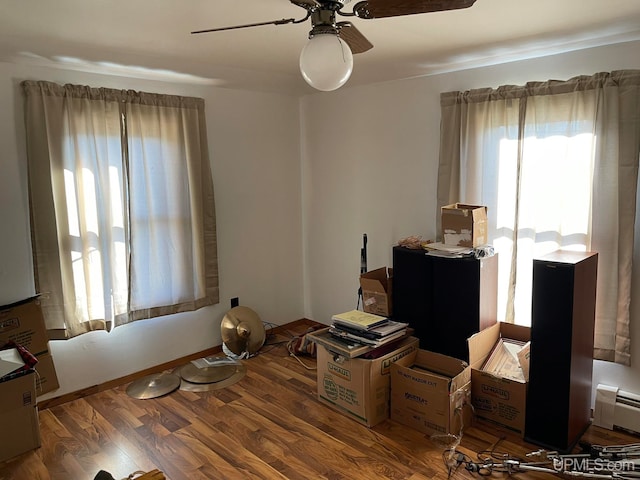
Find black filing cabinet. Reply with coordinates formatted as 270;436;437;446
392;246;498;362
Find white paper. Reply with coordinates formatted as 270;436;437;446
0;348;26;378
190;355;240;369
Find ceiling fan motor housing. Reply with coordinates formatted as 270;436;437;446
309;9;341;37
318;0;350;10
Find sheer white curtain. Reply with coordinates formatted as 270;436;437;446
124;93;218;322
22;82;219;338
438;71;640;365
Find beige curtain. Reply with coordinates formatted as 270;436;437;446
22;81;219;339
438;70;640;365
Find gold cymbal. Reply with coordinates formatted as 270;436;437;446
125;372;181;400
177;363;246;392
178;363;238;384
220;306;266;356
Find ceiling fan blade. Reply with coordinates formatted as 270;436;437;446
337;22;373;54
354;0;476;19
191;18;296;34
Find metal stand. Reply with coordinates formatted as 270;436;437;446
444;440;640;479
356;233;367;309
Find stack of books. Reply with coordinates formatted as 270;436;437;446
329;310;409;348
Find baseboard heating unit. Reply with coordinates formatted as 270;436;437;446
593;384;640;435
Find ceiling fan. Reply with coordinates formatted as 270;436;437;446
192;0;478;91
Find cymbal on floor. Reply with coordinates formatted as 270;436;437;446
126;372;181;400
178;363;238;384
176;363;246;392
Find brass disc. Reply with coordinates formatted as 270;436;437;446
178;363;238;384
177;363;246;392
220;306;266;356
126;372;181;400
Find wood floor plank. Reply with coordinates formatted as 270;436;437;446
183;417;292;480
82;394;175;477
229;389;428;479
0;449;50;480
37;408;88;476
2;321;640;480
49;404;106;457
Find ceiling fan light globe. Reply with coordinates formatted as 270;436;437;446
299;34;353;91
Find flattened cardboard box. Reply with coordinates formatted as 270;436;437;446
442;203;488;248
360;267;393;317
0;297;60;395
468;322;530;435
390;349;472;437
316;336;419;427
0;370;41;461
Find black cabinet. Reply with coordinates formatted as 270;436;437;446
525;250;598;452
392;246;497;362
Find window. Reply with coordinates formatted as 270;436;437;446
438;71;640;365
22;82;219;338
492;118;595;325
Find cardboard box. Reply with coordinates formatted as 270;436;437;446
390;349;472;436
316;336;419;427
34;352;60;395
0;297;60;396
442;203;488;248
0;370;41;461
0;296;49;357
468;322;531;435
360;267;393;317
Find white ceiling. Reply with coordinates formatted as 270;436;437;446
2;0;640;95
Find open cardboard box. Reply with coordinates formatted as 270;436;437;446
441;203;488;248
468;322;530;435
0;297;60;395
390;349;472;436
359;267;393;317
314;332;419;427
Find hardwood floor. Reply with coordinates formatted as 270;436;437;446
1;321;638;480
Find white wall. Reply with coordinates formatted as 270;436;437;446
0;62;304;400
300;40;640;402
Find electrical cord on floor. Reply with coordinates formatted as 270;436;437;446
249;322;318;370
287;340;317;370
285;327;319;371
255;323;298;356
